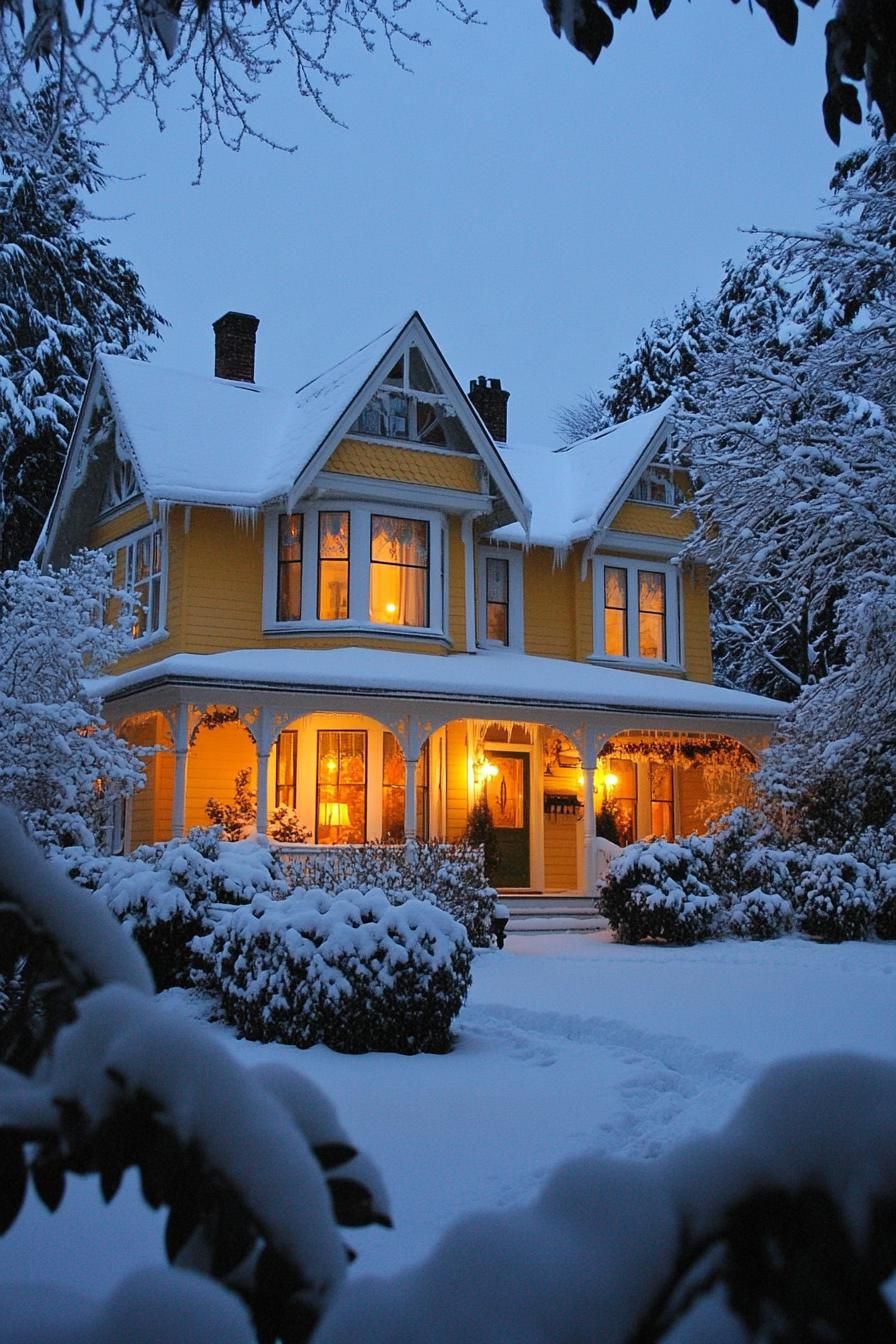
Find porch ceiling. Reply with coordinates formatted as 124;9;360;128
91;647;784;744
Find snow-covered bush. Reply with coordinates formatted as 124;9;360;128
314;1054;896;1344
727;888;794;940
205;768;257;840
268;805;312;843
792;852;877;942
0;553;145;849
285;839;497;948
0;809;390;1344
59;829;289;989
203;887;472;1054
598;840;719;945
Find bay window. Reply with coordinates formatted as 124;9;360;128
265;504;444;636
594;557;679;666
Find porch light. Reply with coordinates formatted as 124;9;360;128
604;773;619;791
482;762;499;780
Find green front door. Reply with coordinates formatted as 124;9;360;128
484;751;530;888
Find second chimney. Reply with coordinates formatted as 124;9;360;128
213;311;259;383
469;375;509;442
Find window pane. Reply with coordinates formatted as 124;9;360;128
369;516;429;626
486;557;508;603
604;565;628;657
275;730;298;808
318;513;349;621
650;762;674;840
277;514;302;621
604;756;637;846
317;730;366;844
487;603;508;644
381;732;405;840
485;557;509;645
638;571;666;659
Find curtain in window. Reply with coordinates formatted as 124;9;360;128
369;516;428;626
316;730;366;843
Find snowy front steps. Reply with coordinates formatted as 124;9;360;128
499;896;607;935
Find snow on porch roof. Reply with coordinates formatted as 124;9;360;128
488;404;670;550
96;319;405;509
92;645;785;724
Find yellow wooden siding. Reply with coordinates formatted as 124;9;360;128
180;509;263;653
609;501;694;540
444;720;470;841
681;568;713;683
523;550;577;660
447;516;466;651
185;721;255;832
543;812;578;890
572;546;594;661
88;500;152;550
326;439;481;493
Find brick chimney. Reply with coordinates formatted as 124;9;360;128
213;311;259;383
469;375;509;442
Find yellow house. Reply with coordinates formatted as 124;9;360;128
40;311;783;894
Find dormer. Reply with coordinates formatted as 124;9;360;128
349;347;464;450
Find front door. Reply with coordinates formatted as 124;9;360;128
484;751;530;888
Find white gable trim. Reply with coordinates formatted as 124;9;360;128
593;413;675;535
287;313;530;531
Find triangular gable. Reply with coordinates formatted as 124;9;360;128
38;363;155;568
590;402;675;532
284;312;530;529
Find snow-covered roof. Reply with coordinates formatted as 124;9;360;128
489;404;670;550
92;646;784;726
97;320;405;510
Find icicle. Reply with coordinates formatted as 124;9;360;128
227;504;260;531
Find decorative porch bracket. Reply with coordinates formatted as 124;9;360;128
241;706;298;835
379;711;448;840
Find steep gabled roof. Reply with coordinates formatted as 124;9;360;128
47;313;529;535
487;403;672;552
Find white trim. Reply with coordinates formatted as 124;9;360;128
313;471;487;514
263;500;446;638
591;555;682;671
596;530;684;560
476;544;524;651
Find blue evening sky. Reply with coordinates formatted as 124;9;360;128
93;1;868;444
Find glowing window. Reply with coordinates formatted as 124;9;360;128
486;557;509;645
604;566;628;658
316;730;366;844
318;512;350;621
277;514;303;621
369;515;429;627
638;570;666;660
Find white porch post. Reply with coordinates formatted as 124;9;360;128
171;702;190;839
250;706;276;837
403;755;419;840
582;765;597;897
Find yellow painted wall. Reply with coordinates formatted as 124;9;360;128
610;501;694;540
447;516;467;651
326;439;481;493
543;812;578;890
185;721;256;833
88;501;153;550
681;568;713;683
523;549;577;660
444;720;470;841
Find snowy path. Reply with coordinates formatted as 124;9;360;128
1;932;895;1295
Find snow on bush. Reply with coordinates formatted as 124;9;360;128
314;1054;896;1344
203;887;472;1054
793;852;877;943
597;839;720;945
283;839;497;947
727;888;794;941
58;828;289;989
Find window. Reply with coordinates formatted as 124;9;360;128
603;757;636;846
111;524;165;640
650;761;675;840
316;730;366;843
277;515;303;621
629;466;684;507
478;548;523;650
275;729;298;808
369;515;429;626
486;558;509;645
318;511;350;621
382;733;430;840
350;348;450;446
604;566;628;657
594;558;679;666
638;570;666;660
265;505;444;636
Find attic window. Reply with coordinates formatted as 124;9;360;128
99;456;140;514
351;347;452;446
629;465;684;507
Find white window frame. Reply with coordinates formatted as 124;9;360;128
628;464;684;507
477;545;524;651
107;520;168;645
263;501;446;638
591;555;681;669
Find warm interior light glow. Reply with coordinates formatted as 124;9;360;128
482;762;499;780
319;801;350;829
385;602;397;614
604;773;619;791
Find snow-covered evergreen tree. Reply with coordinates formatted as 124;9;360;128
0;551;146;847
0;92;163;568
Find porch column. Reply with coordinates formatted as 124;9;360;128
403;755;419;840
255;744;271;836
247;705;278;837
171;703;190;839
582;765;597;897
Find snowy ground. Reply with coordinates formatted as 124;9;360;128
3;930;896;1300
